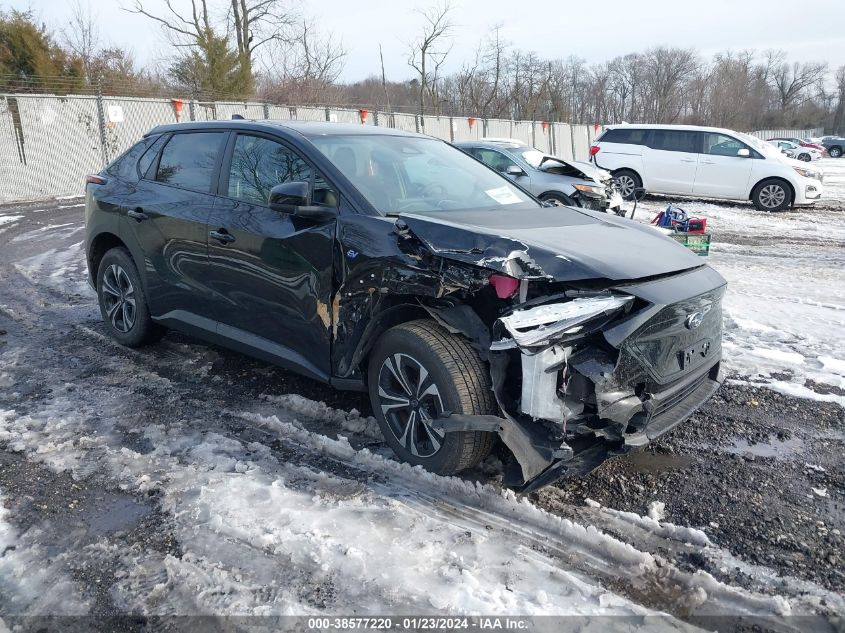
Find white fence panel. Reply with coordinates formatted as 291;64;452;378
532;122;553;154
451;116;482;141
11;95;103;201
749;128;824;140
102;97;181;157
291;106;326;121
390;112;418;132
419;116;451;140
551;123;573;161
570;125;592;161
266;105;293;120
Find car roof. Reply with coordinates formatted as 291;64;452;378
146;119;429;140
454;140;529;151
602;123;745;136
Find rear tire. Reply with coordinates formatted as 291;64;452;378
798;153;811;162
368;320;496;475
751;178;791;212
612;169;642;200
829;146;842;158
96;247;165;347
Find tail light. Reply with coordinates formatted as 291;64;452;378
589;145;600;156
85;174;106;185
488;274;519;299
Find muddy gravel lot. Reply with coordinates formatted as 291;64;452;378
0;178;843;630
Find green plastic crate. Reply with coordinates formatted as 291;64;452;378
670;232;711;256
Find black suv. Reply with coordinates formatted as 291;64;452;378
85;120;725;491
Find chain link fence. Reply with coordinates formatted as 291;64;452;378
0;91;828;203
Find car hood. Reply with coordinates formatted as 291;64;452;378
540;156;610;183
399;205;705;282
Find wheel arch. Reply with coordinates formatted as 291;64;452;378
749;176;795;205
87;231;127;286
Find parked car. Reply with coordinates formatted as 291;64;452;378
591;124;824;211
454;139;623;211
767;139;820;162
768;136;827;155
820;136;845;158
85;120;725;492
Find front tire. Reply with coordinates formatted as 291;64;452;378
612;169;642;200
798;153;811;162
751;179;791;212
539;192;579;207
368;320;496;475
96;247;165;347
829;146;843;158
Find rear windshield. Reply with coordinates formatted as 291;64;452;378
311;135;538;215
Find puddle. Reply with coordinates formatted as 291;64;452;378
725;434;804;459
622;451;694;473
84;493;153;536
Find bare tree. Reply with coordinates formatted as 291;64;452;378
62;0;100;81
832;66;845;134
126;0;297;95
407;1;454;119
770;57;828;113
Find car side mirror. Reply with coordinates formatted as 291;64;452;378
269;181;337;222
269;181;310;212
504;165;525;177
737;148;751;158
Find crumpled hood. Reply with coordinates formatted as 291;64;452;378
540;156;610;182
400;205;705;282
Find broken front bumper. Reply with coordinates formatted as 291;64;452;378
432;266;727;492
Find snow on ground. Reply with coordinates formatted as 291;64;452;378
0;490;91;615
633;157;845;404
13;240;93;298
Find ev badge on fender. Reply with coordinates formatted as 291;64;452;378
685;312;704;330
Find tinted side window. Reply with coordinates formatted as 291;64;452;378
137;135;167;179
650;130;701;153
474;149;518;172
156;132;226;192
703;133;747;157
227;134;337;207
601;128;650;145
105;135;160;182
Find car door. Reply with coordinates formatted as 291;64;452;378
642;129;701;194
119;130;227;325
205;132;338;381
693;132;755;199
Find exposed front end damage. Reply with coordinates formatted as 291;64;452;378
336;208;726;493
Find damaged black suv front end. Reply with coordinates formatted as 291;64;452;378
393;208;726;492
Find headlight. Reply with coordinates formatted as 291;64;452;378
573;183;605;196
793;166;821;180
492;295;634;349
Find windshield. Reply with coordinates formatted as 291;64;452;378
519;149;546;168
311;135;538;214
738;132;782;159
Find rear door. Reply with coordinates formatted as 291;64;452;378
642;129;701;194
119;130;227;324
204;132;338;381
693;132;755;199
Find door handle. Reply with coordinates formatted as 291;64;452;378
680;158;696;163
127;208;148;221
700;160;716;165
209;229;236;244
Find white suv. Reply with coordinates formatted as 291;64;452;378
591;124;824;211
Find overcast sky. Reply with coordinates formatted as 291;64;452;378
9;0;845;82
